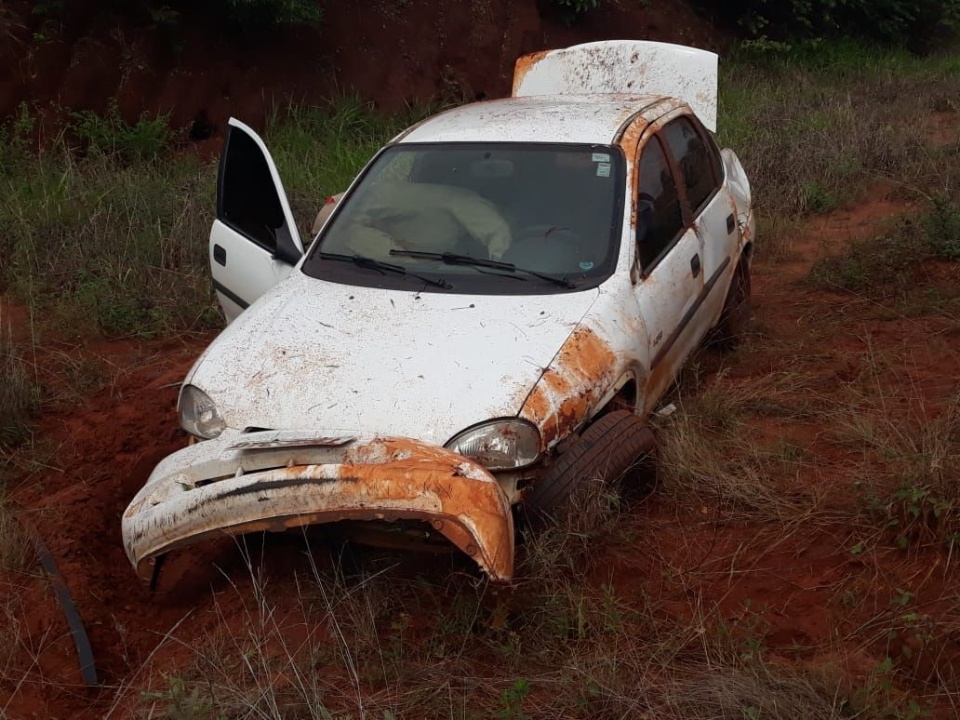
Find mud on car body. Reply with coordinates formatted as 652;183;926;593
122;41;755;583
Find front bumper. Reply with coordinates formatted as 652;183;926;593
121;431;515;581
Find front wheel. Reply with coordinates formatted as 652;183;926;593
522;411;655;528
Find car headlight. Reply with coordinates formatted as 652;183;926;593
445;419;541;471
179;384;226;440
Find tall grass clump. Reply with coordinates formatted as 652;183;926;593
138;547;848;719
811;199;960;295
0;97;420;338
0;317;33;448
718;42;960;216
0;107;217;337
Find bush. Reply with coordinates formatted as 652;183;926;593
709;0;960;47
923;198;960;260
810;201;960;295
73;101;173;163
212;0;321;30
549;0;600;25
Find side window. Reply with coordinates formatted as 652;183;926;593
218;130;285;252
636;136;684;272
662;117;720;214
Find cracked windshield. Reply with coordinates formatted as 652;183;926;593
305;143;623;290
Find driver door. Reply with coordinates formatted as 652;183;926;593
211;118;303;324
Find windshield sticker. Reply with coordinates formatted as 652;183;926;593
596;163;611;178
579;261;595;271
592;153;610;163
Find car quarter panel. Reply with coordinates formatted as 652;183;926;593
519;274;647;449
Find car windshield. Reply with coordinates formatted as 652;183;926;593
302;142;625;294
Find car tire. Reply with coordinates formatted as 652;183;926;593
523;410;655;528
711;256;752;349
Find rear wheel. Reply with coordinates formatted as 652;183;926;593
711;256;752;349
523;410;655;528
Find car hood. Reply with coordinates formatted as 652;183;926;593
189;273;600;445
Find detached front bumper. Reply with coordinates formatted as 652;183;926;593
122;432;515;581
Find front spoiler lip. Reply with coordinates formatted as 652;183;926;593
121;433;515;582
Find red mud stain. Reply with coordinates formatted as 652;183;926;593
521;326;618;446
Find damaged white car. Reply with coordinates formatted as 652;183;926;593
122;41;755;583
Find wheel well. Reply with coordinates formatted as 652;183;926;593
598;379;638;418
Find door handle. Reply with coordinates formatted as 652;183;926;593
690;253;701;278
726;213;736;234
213;244;227;267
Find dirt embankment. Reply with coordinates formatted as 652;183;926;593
0;0;720;140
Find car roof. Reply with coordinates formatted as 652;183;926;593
395;94;679;146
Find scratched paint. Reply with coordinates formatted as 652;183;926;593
512;41;719;132
123;434;514;581
520;325;621;448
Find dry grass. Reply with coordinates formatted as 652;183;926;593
131;535;851;720
719;45;960;217
652;366;833;521
0;311;33;449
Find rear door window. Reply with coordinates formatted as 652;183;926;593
661;117;720;215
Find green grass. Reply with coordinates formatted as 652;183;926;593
0;44;955;337
136;545;848;720
718;41;960;217
810;200;960;296
0;97;425;339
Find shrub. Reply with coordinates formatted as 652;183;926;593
0;319;34;447
810;201;960;295
923;198;960;260
710;0;960;47
549;0;600;25
214;0;321;29
72;101;173;163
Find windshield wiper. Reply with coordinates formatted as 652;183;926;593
388;250;577;289
320;252;452;290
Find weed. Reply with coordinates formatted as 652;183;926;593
811;201;960;298
0;315;34;447
495;679;531;720
718;44;960;216
839;358;960;547
0;489;33;573
922;197;960;260
72;100;173;163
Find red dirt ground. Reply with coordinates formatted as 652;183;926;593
2;182;960;717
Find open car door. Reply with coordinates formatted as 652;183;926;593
211;118;304;324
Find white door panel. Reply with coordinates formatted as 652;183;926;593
211;118;303;324
695;188;739;326
210;220;298;324
637;227;703;411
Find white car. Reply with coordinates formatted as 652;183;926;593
122;41;754;583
